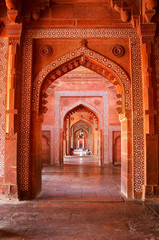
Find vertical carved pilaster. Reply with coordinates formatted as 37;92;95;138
6;24;22;134
2;23;22;200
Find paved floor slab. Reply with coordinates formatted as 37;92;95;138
0;160;159;239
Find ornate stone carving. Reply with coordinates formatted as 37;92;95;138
5;0;16;10
81;39;88;47
112;45;125;57
5;130;17;140
63;100;69;106
112;1;131;22
32;10;41;21
146;0;158;10
39;45;53;57
94;99;100;105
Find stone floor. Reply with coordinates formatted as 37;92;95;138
0;157;159;240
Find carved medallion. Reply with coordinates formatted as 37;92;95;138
94;99;100;105
39;45;53;57
112;45;125;57
63;99;69;106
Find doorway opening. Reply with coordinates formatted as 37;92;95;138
18;51;132;201
39;65;123;201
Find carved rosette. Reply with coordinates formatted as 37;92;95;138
39;45;53;57
63;100;69;106
111;45;125;57
94;99;100;105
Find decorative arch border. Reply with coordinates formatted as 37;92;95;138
32;46;131;112
18;28;144;198
61;100;102;129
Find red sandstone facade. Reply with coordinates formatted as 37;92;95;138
0;0;159;200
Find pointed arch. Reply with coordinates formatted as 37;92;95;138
32;46;131;115
61;100;102;129
70;118;94;130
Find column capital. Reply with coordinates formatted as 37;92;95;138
6;23;22;45
139;23;156;45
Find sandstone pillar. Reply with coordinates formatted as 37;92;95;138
100;129;104;166
2;23;22;200
30;112;42;199
139;24;159;199
120;110;133;198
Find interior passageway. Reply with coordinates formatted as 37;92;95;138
38;157;123;202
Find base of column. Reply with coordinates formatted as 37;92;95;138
142;185;159;201
0;183;18;200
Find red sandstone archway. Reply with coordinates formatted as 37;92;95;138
18;49;132;200
70;119;95;155
39;55;125;116
62;105;98;161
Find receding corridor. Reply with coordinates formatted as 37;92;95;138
38;157;123;201
0;158;159;239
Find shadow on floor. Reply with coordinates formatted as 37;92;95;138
0;230;23;239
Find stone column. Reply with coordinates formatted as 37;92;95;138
92;131;94;155
2;23;22;200
30;112;42;199
61;130;65;165
120;110;133;198
139;24;159;199
100;129;104;166
66;117;70;155
71;128;73;148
